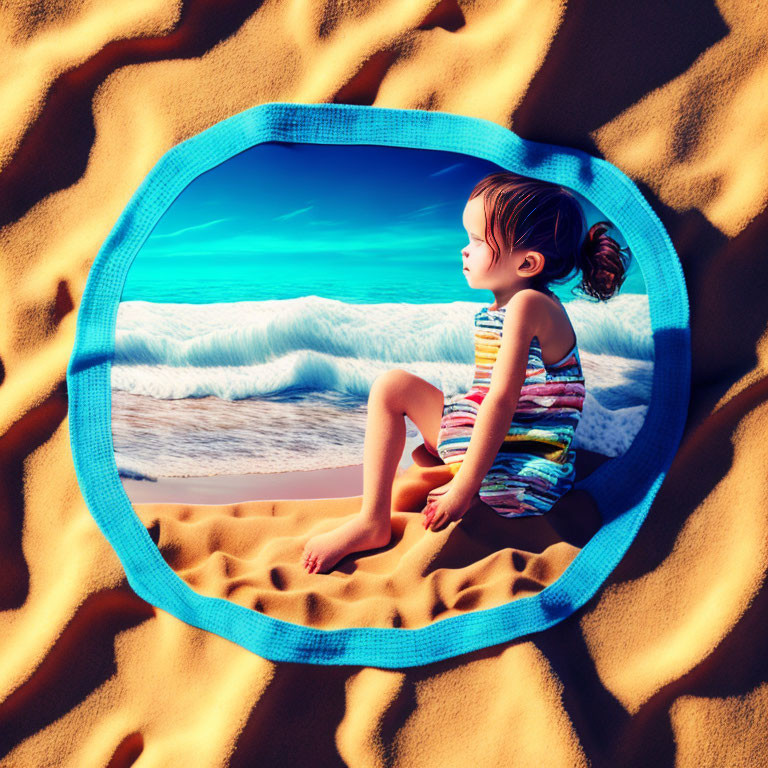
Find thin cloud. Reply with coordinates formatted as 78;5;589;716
151;218;233;239
401;202;449;219
274;205;314;221
429;163;463;177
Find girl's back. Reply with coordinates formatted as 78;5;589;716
433;291;586;517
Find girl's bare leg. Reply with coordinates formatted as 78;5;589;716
302;369;444;574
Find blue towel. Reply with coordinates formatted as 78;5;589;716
66;101;690;668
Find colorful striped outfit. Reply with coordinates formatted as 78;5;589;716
427;301;586;517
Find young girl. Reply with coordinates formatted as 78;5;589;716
302;171;630;574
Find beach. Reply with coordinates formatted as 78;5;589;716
122;463;366;504
4;1;768;765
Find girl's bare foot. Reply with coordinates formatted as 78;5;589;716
302;514;391;574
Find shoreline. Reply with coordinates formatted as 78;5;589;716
121;433;429;505
121;462;369;505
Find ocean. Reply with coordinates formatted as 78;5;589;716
111;293;654;480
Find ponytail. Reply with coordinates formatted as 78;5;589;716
576;221;630;301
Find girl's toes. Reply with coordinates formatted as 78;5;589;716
304;550;319;572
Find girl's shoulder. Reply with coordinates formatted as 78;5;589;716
475;289;555;320
527;287;567;325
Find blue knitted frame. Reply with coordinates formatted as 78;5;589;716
66;102;690;668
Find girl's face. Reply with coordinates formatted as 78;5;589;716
461;195;498;289
461;194;540;295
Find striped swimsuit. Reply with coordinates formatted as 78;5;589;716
428;301;586;518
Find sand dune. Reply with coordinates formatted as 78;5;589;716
2;0;768;765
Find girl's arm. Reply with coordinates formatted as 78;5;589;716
449;291;541;503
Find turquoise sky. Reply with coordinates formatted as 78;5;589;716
120;142;647;304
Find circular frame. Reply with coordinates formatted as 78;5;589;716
66;102;690;668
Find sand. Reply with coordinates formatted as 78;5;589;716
121;445;603;631
2;1;768;765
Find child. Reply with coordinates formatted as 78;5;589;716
302;171;630;574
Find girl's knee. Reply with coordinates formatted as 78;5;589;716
370;368;412;409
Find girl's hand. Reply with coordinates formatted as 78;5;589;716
422;486;472;531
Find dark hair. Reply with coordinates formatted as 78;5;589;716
469;171;631;301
